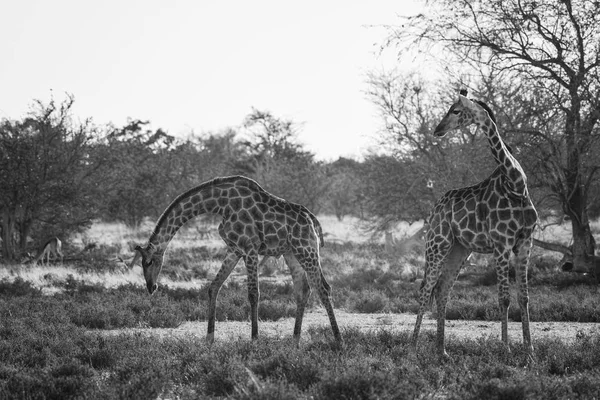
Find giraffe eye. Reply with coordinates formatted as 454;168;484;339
451;110;460;115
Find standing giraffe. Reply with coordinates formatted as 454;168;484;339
412;90;538;358
130;175;342;343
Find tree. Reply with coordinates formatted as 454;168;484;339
390;0;600;273
360;155;436;228
324;157;363;221
0;96;100;261
95;120;199;226
238;109;327;212
365;72;500;227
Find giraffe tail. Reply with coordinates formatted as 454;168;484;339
296;204;325;247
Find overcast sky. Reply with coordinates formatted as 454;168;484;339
1;0;423;160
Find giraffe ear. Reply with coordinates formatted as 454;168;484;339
147;243;157;256
129;247;142;268
458;92;472;108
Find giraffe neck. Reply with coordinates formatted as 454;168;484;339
148;186;221;253
477;112;527;196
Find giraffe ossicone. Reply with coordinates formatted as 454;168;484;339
130;175;342;344
412;90;538;358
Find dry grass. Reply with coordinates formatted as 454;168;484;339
2;214;596;299
3;216;600;399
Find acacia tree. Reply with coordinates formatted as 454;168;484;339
392;0;600;272
365;72;501;227
0;96;100;260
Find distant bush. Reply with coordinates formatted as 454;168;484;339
258;300;296;321
347;289;388;313
0;277;41;297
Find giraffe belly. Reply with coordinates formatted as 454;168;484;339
452;225;494;253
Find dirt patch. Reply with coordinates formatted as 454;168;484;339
100;308;600;343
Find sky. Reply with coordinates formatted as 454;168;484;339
0;0;424;161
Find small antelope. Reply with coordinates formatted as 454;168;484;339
34;237;64;265
384;224;428;256
196;226;213;239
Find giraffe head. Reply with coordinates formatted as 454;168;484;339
434;90;484;137
133;243;164;294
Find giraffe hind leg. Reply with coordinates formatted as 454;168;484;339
296;251;342;342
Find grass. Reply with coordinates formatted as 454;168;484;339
2;215;600;398
2;310;600;399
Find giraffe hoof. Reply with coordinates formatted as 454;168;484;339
206;333;215;344
439;351;453;362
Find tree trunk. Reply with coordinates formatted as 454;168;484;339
18;218;32;254
565;184;597;276
563;94;597;277
1;208;16;261
570;218;597;274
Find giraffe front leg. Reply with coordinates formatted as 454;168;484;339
245;252;260;340
206;251;240;343
514;238;534;355
283;253;311;345
433;245;471;359
412;242;447;351
412;285;429;349
494;249;511;349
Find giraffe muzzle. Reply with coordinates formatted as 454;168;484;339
147;282;158;294
434;126;448;137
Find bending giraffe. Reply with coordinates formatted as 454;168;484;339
34;237;64;265
412;90;538;358
130;175;342;343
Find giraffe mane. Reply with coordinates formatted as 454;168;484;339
473;100;497;124
473;100;514;155
150;176;265;240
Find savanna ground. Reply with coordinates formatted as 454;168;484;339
2;216;600;399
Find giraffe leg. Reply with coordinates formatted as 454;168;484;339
245;252;260;340
433;245;471;358
297;252;342;342
283;253;311;344
206;251;240;343
514;237;534;355
412;239;451;350
494;249;512;348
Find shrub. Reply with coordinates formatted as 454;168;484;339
347;289;388;313
258;300;296;321
0;277;41;297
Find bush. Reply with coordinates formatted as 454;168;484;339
347;289;388;313
258;300;296;321
0;277;41;297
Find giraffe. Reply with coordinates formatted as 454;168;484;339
34;237;64;265
130;175;342;344
411;90;538;358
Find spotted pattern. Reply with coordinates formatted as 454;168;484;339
414;95;538;357
134;175;341;343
